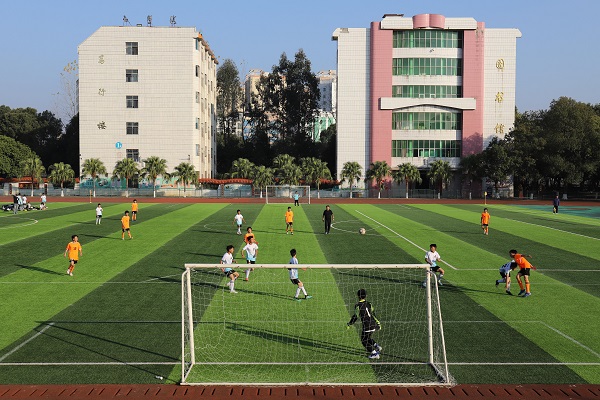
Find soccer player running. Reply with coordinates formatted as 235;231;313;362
244;227;258;244
496;260;518;295
64;235;82;276
121;210;133;240
233;209;245;235
95;203;103;225
322;205;334;234
131;199;139;221
241;237;258;281
481;207;490;235
509;250;536;297
221;244;239;293
423;244;444;287
346;288;382;360
285;207;294;235
288;249;311;301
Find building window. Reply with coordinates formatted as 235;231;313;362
392;58;462;76
126;96;139;108
392;140;461;158
195;65;200;77
195;118;200;129
126;42;138;55
392;85;462;98
196;144;200;156
393;31;462;48
126;69;138;82
126;149;140;162
392;112;461;130
126;122;139;135
195;91;200;103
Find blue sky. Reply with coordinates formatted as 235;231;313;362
1;0;598;122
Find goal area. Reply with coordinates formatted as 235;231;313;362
265;185;311;204
181;264;452;385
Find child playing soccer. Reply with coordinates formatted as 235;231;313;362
121;210;132;240
285;207;294;235
288;249;311;301
221;245;239;293
233;210;246;235
481;208;490;235
244;226;258;244
423;244;444;286
64;235;82;276
495;260;518;295
95;203;103;225
241;237;259;281
509;250;536;297
131;199;139;221
346;288;382;359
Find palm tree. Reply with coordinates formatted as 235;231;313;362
48;162;75;197
280;163;302;185
366;160;391;199
141;156;169;198
173;162;198;197
230;158;255;179
81;158;107;197
20;156;45;196
301;157;331;198
394;163;422;199
273;154;295;181
252;165;274;198
428;159;452;197
112;158;140;198
340;161;362;199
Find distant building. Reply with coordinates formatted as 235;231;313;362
332;14;521;190
78;25;218;181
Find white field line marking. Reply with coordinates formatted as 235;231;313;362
449;362;600;366
0;323;53;362
466;269;600;272
144;274;181;282
539;322;600;358
503;217;600;241
0;217;39;229
355;210;458;270
0;362;178;366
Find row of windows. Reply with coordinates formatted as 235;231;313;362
393;31;462;49
392;112;462;130
392;85;462;98
393;58;462;76
126;149;140;162
392;140;461;158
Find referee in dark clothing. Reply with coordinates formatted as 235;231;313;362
322;205;334;234
347;288;382;359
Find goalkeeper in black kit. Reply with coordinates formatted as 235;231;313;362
347;288;382;359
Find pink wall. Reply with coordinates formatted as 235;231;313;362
412;14;446;29
461;22;485;155
369;22;393;166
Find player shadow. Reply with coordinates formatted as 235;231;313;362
16;264;63;276
31;322;178;383
221;286;294;301
186;251;222;258
79;234;122;240
442;284;510;296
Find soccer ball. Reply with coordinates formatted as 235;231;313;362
359;228;366;235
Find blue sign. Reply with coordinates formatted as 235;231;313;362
115;142;122;149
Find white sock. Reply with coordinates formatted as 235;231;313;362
245;269;250;279
301;287;307;296
230;281;235;292
295;288;301;298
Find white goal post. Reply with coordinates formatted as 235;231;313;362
265;185;311;204
181;263;452;385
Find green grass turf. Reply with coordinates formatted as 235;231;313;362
0;202;598;385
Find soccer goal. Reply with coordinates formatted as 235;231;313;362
265;185;311;204
181;264;453;386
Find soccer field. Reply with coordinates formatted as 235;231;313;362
0;202;599;385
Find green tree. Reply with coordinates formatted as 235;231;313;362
173;162;198;197
394;163;422;199
481;137;512;194
252;165;274;198
366;160;391;199
81;158;107;197
458;154;484;197
280;163;302;185
48;162;75;197
19;156;45;196
427;159;451;196
318;123;336;177
112;158;140;198
340;161;362;198
216;59;245;173
0;136;36;178
273;154;295;181
141;156;169;198
301;157;331;198
230;158;255;179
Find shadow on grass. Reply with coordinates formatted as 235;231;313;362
17;264;63;276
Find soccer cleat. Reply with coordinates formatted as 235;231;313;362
375;344;382;352
69;272;73;276
422;282;426;288
495;280;500;287
244;278;249;281
518;290;526;296
506;290;513;295
368;351;380;359
230;290;238;294
438;281;443;286
66;269;70;275
294;297;302;302
291;232;294;235
523;292;531;297
305;295;312;299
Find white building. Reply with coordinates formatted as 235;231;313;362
78;25;218;181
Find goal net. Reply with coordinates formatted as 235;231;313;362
265;185;311;204
181;264;452;385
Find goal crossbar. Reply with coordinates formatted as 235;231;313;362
265;185;311;204
185;263;428;270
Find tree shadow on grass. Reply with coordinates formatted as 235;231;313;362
17;264;63;276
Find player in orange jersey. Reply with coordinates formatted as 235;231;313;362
509;250;537;297
121;210;133;240
64;235;82;276
131;199;139;221
285;207;294;235
481;208;490;235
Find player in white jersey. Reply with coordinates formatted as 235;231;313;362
220;245;239;293
288;248;312;301
423;244;444;287
241;237;259;281
496;260;518;295
233;209;246;235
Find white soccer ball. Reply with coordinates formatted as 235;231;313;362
359;228;366;235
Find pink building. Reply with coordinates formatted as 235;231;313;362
332;14;521;193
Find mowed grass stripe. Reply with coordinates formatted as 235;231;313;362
0;203;224;352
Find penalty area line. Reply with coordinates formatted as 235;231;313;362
0;361;179;366
0;323;53;363
503;217;600;241
355;210;458;270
